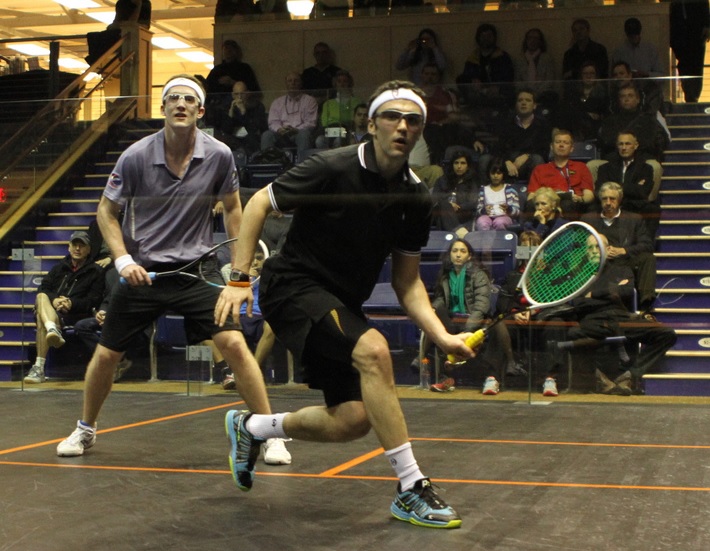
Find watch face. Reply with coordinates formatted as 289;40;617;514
230;270;249;282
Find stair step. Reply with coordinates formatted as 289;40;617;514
657;220;710;234
59;199;99;214
644;372;710;397
664;162;710;176
664;151;710;163
47;213;96;226
666;125;710;137
0;322;36;340
35;227;85;241
655;235;710;252
659;190;710;204
657;271;710;289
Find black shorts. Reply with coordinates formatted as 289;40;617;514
100;258;239;352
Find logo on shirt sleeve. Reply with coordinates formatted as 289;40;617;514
107;172;122;189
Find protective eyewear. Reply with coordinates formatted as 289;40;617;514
165;93;199;105
376;110;424;127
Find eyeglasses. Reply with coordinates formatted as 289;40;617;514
375;110;424;128
165;93;199;105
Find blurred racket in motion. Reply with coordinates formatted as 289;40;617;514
447;221;607;364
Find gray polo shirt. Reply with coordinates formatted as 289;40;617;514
104;128;238;267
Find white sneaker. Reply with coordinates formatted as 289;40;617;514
57;421;96;457
263;438;292;465
24;364;45;384
46;327;65;348
482;376;500;395
542;377;559;397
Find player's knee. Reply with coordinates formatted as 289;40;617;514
353;330;391;375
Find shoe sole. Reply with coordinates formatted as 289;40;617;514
542;392;558;397
225;410;254;492
56;437;95;457
482;390;498;395
390;506;462;529
23;378;44;384
47;333;65;348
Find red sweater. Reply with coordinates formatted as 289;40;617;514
528;160;593;196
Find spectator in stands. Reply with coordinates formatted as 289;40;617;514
562;18;609;81
669;0;710;103
609;61;664;116
421;238;492;393
556;61;609;141
85;0;151;65
479;88;550;181
215;80;267;160
205;40;261;128
481;231;543;396
581;182;657;313
567;234;677;395
513;28;558;112
395;28;447;86
523;186;568;239
456;23;515;109
527;128;594;220
595;131;661;239
611;18;664;79
431;149;479;234
315;70;363;149
24;231;105;384
474;157;520;231
408;135;444;190
420;63;460;164
261;71;318;162
347;103;370;145
301;42;341;105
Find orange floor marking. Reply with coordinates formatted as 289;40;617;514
411;436;710;450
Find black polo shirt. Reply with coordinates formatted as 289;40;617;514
261;141;433;316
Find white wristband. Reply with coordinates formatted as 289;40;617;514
114;254;137;275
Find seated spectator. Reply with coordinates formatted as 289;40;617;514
513;28;558;112
420;63;461;164
315;70;363;149
214;80;267;161
595;131;661;240
456;23;515;109
395;28;447;86
478;88;550;181
483;229;543;395
562;18;609;81
475;157;520;231
417;238;491;392
204;40;261;128
581;182;657;313
347;103;370;145
527;128;594;220
567;234;677;395
523;186;569;239
24;231;105;384
609;61;664;116
408;134;444;190
556;61;609;141
611;17;664;79
301;42;341;106
431;148;479;233
261;71;318;162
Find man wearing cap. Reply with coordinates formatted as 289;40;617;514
218;80;474;529
55;74;285;463
25;231;105;384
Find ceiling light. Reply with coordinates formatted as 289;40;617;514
8;44;50;56
152;37;191;50
287;0;314;17
176;51;214;63
85;11;116;25
54;0;100;9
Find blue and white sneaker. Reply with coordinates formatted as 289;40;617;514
225;410;265;491
391;478;462;529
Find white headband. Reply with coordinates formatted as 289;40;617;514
162;77;205;106
368;88;427;124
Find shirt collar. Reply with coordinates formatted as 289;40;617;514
358;141;416;186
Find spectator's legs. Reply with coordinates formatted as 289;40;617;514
260;130;277;151
632;252;658;311
475;215;493;231
294;128;314;162
74;317;101;352
490;216;513;230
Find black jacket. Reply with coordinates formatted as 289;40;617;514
37;257;105;317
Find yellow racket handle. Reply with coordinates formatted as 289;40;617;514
447;328;486;364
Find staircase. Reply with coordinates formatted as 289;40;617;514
644;104;710;396
0;124;158;381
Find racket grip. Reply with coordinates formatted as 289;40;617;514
447;329;486;364
119;272;156;284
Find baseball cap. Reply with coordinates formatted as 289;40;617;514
70;231;90;245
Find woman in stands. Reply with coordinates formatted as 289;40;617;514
523;186;568;238
431;149;479;235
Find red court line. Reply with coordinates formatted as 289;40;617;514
2;460;710;492
0;400;245;456
411;437;710;450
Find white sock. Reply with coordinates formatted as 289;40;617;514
35;357;45;368
245;413;289;440
385;442;424;491
45;321;57;332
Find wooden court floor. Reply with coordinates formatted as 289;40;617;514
2;384;710;551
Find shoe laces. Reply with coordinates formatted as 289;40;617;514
410;479;448;511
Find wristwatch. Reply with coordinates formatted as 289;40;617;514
227;269;250;288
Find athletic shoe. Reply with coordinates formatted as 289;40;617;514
542;377;558;397
482;376;499;395
222;368;236;390
225;410;265;491
113;358;133;383
430;377;455;392
506;361;527;377
391;478;462;529
56;421;96;457
46;327;65;349
263;438;292;465
23;364;45;384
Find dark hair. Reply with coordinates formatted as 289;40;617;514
522;28;547;53
353;103;368;113
580;60;598;75
334;69;354;87
488;156;506;178
618;82;640;98
418;28;438;43
572;19;590;31
516;87;536;102
444;149;473;183
612;60;632;75
367;80;426;113
624;17;642;36
440;238;491;279
475;23;497;46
